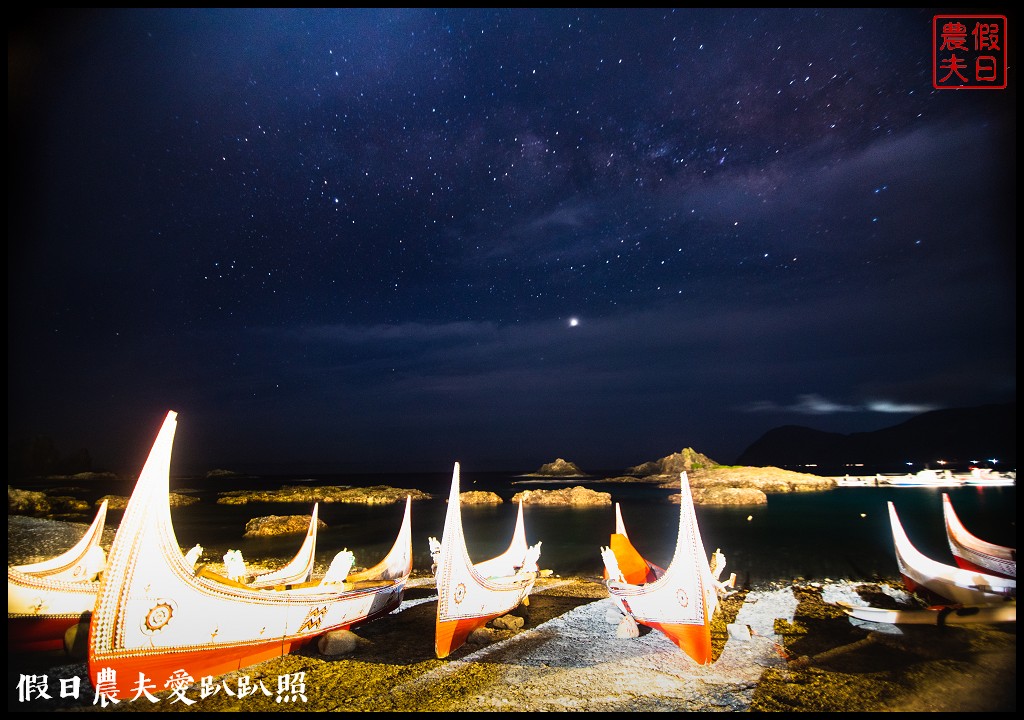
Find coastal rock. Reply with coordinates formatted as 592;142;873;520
99;492;199;510
728;623;752;642
458;490;504;505
217;485;433;505
9;486;55;515
36;471;119;482
686;487;767;505
686;467;836;493
491;614;525;631
8;486;96;517
318;630;361;656
626;448;718;475
526;458;587;477
206;468;241;479
466;627;496;645
596;461;836;501
616;615;640;638
64;621;90;659
597;474;666;485
510;486;611;506
244;513;327;538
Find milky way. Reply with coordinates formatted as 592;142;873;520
9;9;1015;473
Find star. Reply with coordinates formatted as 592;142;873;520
568;317;579;327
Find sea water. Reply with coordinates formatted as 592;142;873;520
16;470;1016;589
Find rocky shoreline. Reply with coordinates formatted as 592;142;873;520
7;516;1016;712
9;445;840;522
216;485;435;506
7;569;1015;712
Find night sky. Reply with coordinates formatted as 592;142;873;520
9;9;1016;476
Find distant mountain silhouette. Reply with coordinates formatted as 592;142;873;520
736;403;1016;474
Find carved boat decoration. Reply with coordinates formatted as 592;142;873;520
247;503;321;589
887;500;1015;605
88;410;413;698
942;493;1015;579
433;462;541;658
8;500;109;652
600;472;720;665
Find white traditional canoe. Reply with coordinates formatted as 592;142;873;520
942;493;1015;579
433;462;541;658
12;499;108;581
839;600;1016;625
88;411;413;698
887;501;1015;605
8;567;102;653
248;503;321;588
600;472;719;665
8;500;109;652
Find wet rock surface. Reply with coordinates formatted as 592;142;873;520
243;513;326;538
98;492;199;510
216;485;433;505
523;458;589;477
597;465;836;503
510;486;612;506
458;490;504;505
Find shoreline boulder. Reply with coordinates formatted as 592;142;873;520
244;513;328;538
458;491;504;505
524;458;588;477
510;486;611;506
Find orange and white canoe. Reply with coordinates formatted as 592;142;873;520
888;501;1014;605
942;493;1015;579
8;499;109;652
600;472;719;665
88;411;413;699
433;462;540;658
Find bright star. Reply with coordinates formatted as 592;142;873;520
569;317;579;327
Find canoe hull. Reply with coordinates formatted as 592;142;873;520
840;600;1016;625
12;500;108;581
942;493;1016;579
645;620;713;664
9;613;92;653
87;411;413;699
888;501;1015;606
8;567;100;652
434;463;538;658
88;590;403;690
603;473;718;665
8;501;108;652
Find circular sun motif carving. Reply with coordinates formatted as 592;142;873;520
453;583;467;604
143;601;175;633
675;588;690;608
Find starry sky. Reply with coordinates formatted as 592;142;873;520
9;8;1016;476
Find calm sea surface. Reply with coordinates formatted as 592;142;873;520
23;469;1017;589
